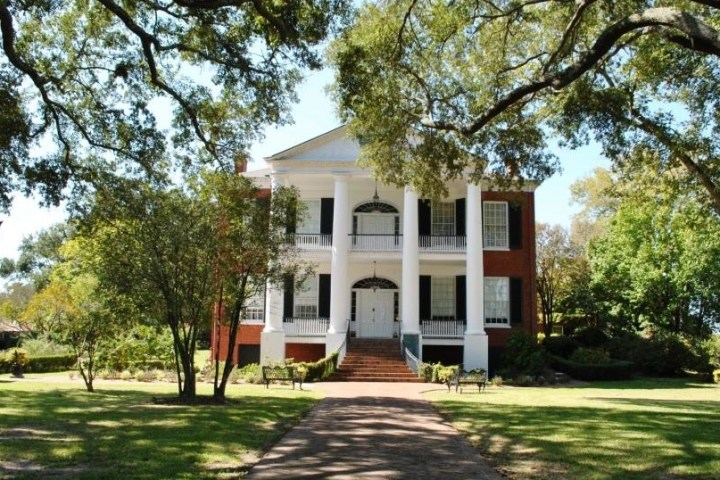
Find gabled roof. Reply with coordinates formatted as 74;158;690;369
264;125;360;163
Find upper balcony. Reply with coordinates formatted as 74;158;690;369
289;234;467;253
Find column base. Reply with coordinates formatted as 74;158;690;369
463;333;489;371
261;331;285;365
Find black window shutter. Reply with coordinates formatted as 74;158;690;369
455;198;466;236
418;199;431;236
419;275;431;320
286;199;297;235
510;277;523;325
320;198;334;235
318;274;331;318
283;275;294;320
509;204;522;249
456;275;466;321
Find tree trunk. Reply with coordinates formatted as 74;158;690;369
213;299;242;401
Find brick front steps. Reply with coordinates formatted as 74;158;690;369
328;338;424;382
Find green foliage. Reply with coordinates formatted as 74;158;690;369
0;348;28;367
25;354;76;373
19;336;70;356
605;333;711;377
291;352;339;382
542;336;580;358
569;347;611;365
490;376;504;387
418;362;459;383
705;335;720;369
96;325;174;372
573;327;609;348
500;331;546;378
0;0;350;213
549;355;634;381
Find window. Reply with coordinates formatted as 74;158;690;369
297;199;321;234
483;202;508;248
485;277;509;325
243;290;265;322
294;275;318;318
432;201;455;236
431;277;455;320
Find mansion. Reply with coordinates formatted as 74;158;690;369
214;126;537;373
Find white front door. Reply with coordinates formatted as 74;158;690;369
357;289;395;338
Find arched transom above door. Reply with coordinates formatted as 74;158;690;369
352;277;398;290
353;201;398;214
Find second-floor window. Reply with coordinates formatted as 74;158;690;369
483;201;508;248
243;289;265;322
432;201;455;236
297;199;321;234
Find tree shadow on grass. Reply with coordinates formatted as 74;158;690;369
571;377;713;390
434;397;720;480
0;386;317;480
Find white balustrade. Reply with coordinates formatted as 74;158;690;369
421;320;466;337
292;234;332;250
283;317;330;336
418;236;467;252
349;234;403;251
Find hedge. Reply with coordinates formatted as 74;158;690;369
549;355;634;381
293;352;339;382
0;353;76;374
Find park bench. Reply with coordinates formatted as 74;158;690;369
447;368;487;393
262;366;302;390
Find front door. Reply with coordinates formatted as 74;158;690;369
357;289;395;338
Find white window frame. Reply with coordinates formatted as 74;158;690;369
296;199;321;234
294;275;319;318
484;277;510;327
431;276;455;320
242;289;265;323
431;201;455;236
483;201;509;249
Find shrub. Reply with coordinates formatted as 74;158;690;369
501;331;546;377
291;352;339;382
20;337;70;356
705;335;720;369
714;369;720;384
543;336;580;358
490;375;503;387
573;327;609;348
549;355;634;381
569;347;611;365
25;354;76;373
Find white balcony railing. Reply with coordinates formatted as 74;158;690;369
421;319;466;337
291;234;332;251
283;317;329;336
418;236;466;252
349;234;403;251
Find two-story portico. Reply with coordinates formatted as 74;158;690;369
219;125;537;373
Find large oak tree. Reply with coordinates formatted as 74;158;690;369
331;0;720;212
0;0;349;212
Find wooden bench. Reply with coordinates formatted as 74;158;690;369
447;369;487;393
262;366;302;390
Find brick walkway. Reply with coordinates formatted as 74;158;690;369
245;382;501;479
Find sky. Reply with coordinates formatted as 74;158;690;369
0;68;608;263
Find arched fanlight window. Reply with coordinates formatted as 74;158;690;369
354;201;398;214
353;277;398;290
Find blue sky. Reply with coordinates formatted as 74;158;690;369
0;69;608;262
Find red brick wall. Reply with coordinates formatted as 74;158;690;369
482;190;537;339
212;324;263;363
285;343;325;363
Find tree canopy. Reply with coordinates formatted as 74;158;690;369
331;0;720;209
0;0;349;212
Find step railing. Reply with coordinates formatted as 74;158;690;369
420;319;466;337
403;345;421;374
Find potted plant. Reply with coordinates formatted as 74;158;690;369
10;348;29;378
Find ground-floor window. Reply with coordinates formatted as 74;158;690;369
485;277;509;325
294;275;319;318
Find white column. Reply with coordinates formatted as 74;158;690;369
401;187;420;335
465;182;488;370
261;174;286;363
327;175;349;353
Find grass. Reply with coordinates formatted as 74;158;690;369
0;375;320;479
426;378;720;479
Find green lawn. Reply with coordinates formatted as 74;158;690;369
427;378;720;479
0;376;320;479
